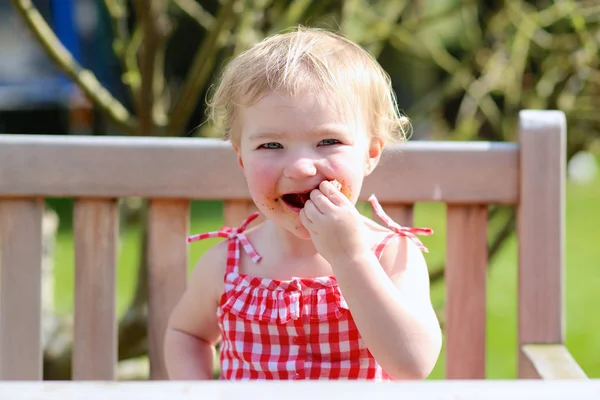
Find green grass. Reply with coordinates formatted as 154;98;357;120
48;160;600;379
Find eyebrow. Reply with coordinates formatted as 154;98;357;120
247;131;285;141
247;126;351;141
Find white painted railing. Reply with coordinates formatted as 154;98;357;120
0;380;599;400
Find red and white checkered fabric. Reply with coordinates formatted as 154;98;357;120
188;195;432;380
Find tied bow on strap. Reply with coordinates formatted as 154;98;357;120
187;212;262;263
368;194;434;253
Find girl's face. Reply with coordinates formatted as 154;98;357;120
234;91;382;239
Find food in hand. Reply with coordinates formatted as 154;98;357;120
330;179;342;191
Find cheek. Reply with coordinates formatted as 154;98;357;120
243;160;280;210
245;161;276;187
327;157;365;201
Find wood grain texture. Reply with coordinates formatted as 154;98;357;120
0;199;43;380
147;199;190;380
73;199;118;380
517;110;566;379
0;135;518;203
445;205;488;379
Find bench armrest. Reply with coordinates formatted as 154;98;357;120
522;344;588;380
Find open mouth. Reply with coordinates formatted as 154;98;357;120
281;192;311;209
280;180;343;210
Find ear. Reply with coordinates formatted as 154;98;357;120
232;142;245;173
364;137;383;176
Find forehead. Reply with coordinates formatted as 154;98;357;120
238;91;365;140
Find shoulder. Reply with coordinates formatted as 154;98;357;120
188;239;229;304
379;233;428;278
364;217;431;299
166;238;229;344
193;237;230;269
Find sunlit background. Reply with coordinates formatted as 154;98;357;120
1;0;598;380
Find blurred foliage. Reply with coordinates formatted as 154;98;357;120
11;0;600;152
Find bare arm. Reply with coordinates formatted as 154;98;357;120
164;242;227;380
330;236;442;380
164;330;216;380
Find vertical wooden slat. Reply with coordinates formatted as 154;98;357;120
0;199;43;380
377;203;413;227
445;204;488;379
223;200;261;228
73;199;118;380
147;199;189;380
517;110;566;379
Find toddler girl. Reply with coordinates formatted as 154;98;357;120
164;26;442;381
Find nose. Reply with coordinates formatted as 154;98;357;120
283;155;318;179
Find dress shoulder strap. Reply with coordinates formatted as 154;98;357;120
368;194;434;253
187;212;262;274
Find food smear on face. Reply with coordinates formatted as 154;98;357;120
261;193;280;211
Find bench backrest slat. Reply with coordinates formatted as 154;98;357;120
72;199;118;380
147;199;190;380
0;199;44;380
445;205;489;379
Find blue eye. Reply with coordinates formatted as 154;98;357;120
319;139;340;146
259;142;283;149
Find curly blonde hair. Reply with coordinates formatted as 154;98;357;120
206;26;410;145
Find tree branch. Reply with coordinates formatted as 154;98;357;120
366;1;410;58
172;0;216;31
134;0;168;135
103;0;141;112
268;0;312;35
10;0;137;135
166;0;238;137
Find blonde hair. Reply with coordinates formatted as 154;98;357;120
207;26;410;145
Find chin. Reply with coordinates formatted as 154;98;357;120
256;207;311;239
291;225;312;240
280;218;313;240
278;218;312;240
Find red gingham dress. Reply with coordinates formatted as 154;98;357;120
187;195;433;380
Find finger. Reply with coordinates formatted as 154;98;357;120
303;199;322;218
309;188;333;213
319;180;347;206
299;207;312;226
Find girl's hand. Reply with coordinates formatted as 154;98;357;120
299;180;371;264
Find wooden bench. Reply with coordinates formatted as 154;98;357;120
0;110;590;391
